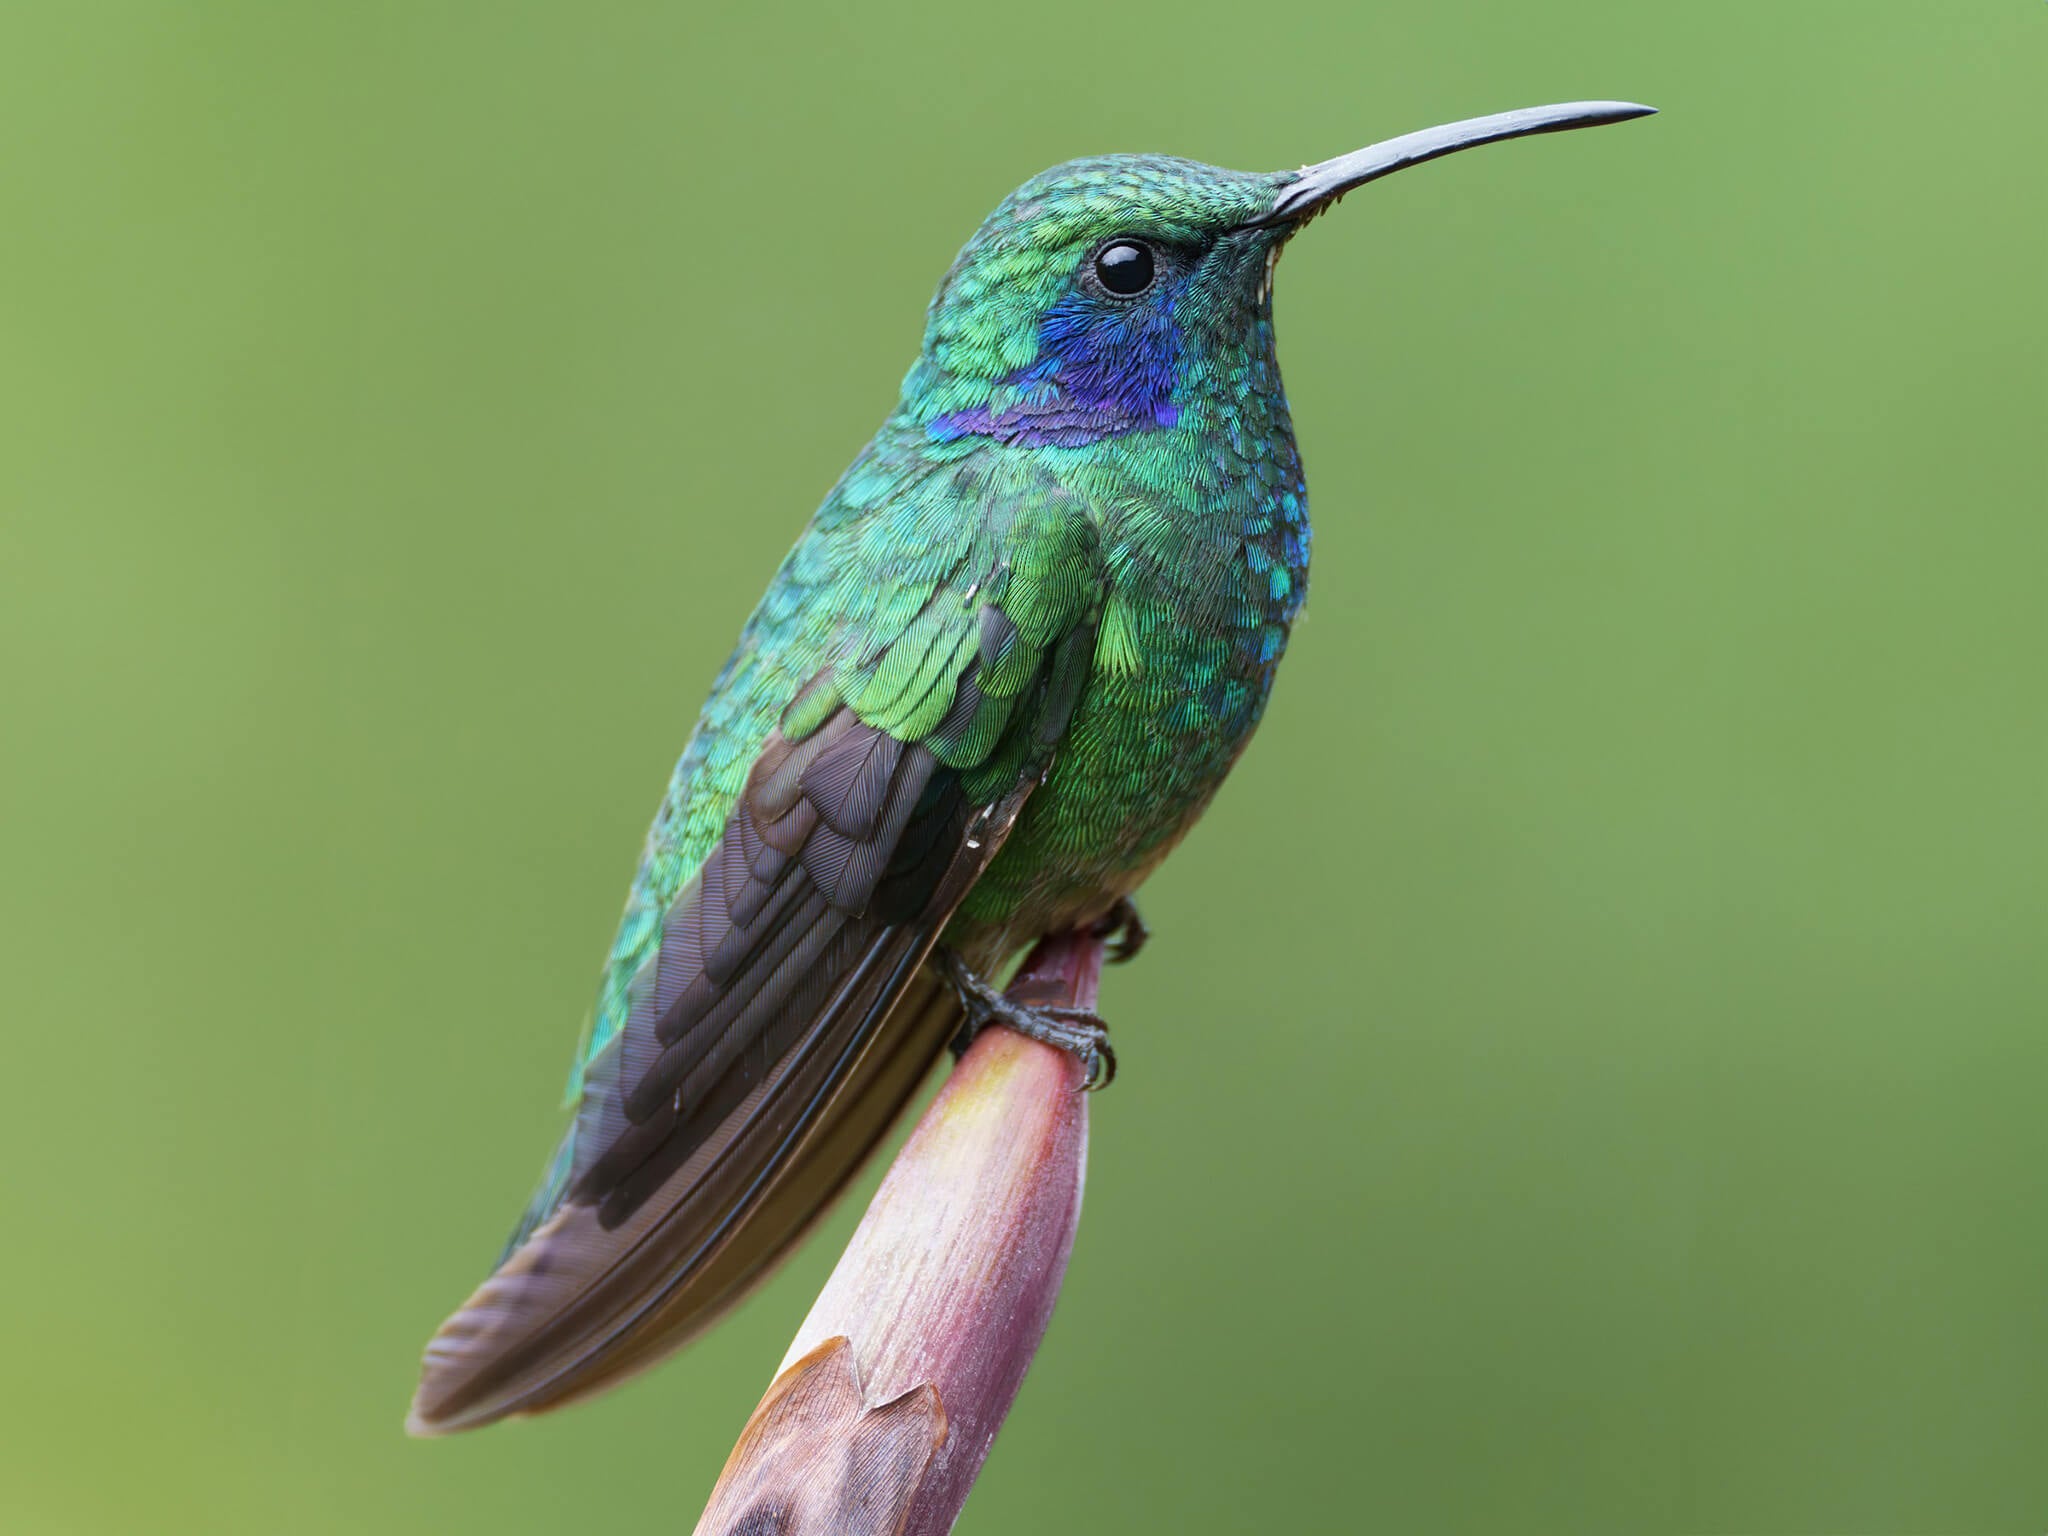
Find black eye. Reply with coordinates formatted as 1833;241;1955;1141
1093;240;1155;297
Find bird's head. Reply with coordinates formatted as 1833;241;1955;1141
900;103;1653;451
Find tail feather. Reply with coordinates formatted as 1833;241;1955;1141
408;967;964;1434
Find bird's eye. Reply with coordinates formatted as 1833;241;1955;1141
1092;240;1156;297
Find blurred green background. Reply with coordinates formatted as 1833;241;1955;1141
3;3;2043;1532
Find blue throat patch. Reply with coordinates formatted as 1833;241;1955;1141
931;291;1181;449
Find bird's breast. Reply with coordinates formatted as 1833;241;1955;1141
956;425;1310;942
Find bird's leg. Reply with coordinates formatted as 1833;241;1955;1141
1091;896;1150;965
938;947;1117;1091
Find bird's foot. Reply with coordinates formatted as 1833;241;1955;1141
1092;896;1150;965
938;947;1116;1091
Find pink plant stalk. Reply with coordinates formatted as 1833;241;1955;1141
693;930;1101;1536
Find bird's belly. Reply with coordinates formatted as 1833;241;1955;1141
952;631;1280;948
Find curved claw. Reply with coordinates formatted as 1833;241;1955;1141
1092;898;1150;965
1030;1004;1116;1091
1081;1036;1117;1092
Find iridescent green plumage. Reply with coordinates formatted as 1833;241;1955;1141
412;103;1654;1433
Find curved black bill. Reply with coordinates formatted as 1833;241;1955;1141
1255;100;1656;226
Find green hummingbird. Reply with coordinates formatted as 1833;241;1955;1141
409;101;1654;1434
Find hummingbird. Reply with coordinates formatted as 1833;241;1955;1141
409;101;1654;1434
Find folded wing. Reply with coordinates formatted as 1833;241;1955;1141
410;478;1102;1432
